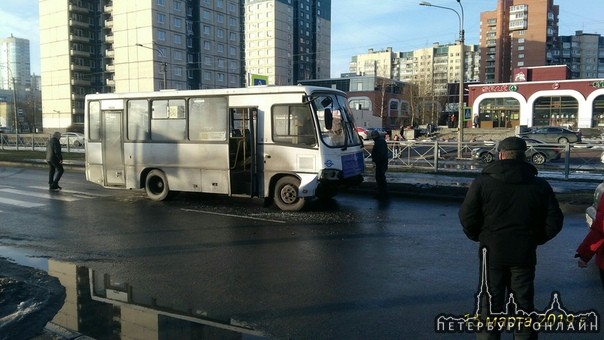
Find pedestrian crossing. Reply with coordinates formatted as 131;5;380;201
0;185;109;210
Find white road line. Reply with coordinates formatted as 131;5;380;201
0;188;79;202
0;197;45;208
181;208;286;224
29;186;109;197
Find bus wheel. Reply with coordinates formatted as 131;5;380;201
274;177;305;211
145;170;170;201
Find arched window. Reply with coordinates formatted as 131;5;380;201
533;96;578;128
592;95;604;127
478;97;520;128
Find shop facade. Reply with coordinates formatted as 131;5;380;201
467;70;604;130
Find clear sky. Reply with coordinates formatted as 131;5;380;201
2;0;604;77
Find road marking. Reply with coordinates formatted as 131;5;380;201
29;186;109;197
0;188;80;202
181;208;286;224
0;197;45;208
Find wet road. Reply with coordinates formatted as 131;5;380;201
0;167;602;339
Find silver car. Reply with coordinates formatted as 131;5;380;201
517;126;581;144
59;132;85;147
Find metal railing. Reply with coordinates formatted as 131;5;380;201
0;133;85;153
364;140;604;180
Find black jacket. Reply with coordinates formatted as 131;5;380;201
371;136;388;164
45;137;63;163
459;159;564;266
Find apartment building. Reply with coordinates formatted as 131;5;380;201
0;35;39;132
556;31;604;79
40;0;244;131
350;44;480;98
244;0;330;85
480;0;559;83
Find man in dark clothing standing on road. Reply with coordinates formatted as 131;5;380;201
370;129;389;200
459;136;563;340
46;131;64;191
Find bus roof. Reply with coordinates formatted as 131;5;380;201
85;85;346;100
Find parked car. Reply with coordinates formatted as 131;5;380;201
355;127;369;140
517;126;581;144
367;127;390;138
471;138;561;165
60;132;85;147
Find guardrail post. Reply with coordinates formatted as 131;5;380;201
564;143;571;180
434;140;439;172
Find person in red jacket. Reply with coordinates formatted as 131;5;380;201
576;197;604;290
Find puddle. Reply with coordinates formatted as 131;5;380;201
0;245;49;271
0;247;266;339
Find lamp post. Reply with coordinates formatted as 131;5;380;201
136;43;168;89
420;0;465;158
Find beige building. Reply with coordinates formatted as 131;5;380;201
40;0;244;131
351;44;480;98
244;0;330;85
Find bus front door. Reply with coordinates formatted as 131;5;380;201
102;111;125;186
229;107;257;196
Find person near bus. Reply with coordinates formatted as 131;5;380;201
45;131;64;191
370;129;388;200
576;197;604;290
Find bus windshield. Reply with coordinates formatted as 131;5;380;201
312;93;362;147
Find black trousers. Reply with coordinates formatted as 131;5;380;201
374;162;388;197
477;264;537;340
47;160;64;187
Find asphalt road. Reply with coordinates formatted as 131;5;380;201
0;167;602;339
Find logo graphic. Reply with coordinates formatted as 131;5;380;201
435;248;600;334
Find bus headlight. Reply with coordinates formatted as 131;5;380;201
319;169;342;181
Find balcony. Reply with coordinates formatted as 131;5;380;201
70;49;91;57
69;3;88;13
71;78;91;86
69;19;89;28
106;78;115;86
71;93;85;101
105;49;114;58
104;3;113;12
71;64;90;72
69;34;89;43
106;64;115;72
105;34;114;43
105;18;113;28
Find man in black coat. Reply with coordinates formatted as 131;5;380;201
370;130;389;199
45;131;64;190
459;136;563;339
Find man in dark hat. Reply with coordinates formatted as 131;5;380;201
45;131;64;190
459;136;564;339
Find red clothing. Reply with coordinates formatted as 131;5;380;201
577;198;604;269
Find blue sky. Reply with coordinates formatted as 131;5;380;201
2;0;604;77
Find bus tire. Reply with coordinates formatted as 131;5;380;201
145;170;170;201
274;176;305;211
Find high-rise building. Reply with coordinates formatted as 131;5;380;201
244;0;330;85
479;0;559;83
0;35;31;92
556;31;604;79
349;44;480;98
39;0;245;131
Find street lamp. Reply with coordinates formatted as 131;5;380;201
136;43;168;89
420;0;465;158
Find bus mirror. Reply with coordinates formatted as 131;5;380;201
324;108;333;130
321;97;332;107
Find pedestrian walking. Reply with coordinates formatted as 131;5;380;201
458;136;564;340
370;129;388;200
46;131;64;191
576;197;604;290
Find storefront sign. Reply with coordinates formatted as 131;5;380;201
481;84;518;93
592;81;604;88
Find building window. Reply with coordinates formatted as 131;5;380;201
158;30;166;41
174;34;182;45
173;17;182;28
157;13;166;24
157;0;165;6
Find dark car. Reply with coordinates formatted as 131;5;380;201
517;126;581;144
471;138;561;165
